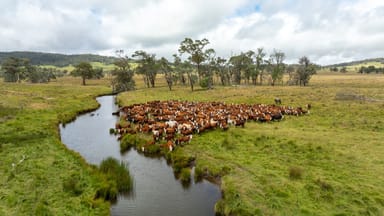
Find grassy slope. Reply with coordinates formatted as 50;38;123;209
0;78;111;215
333;61;384;73
117;74;384;215
40;62;116;72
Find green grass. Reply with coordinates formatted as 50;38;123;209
39;61;136;73
0;78;112;215
117;73;384;215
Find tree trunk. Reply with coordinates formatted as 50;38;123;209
82;77;86;85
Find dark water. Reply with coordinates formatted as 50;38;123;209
60;96;221;216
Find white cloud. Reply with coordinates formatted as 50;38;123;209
0;0;383;64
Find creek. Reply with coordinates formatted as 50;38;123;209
59;95;221;216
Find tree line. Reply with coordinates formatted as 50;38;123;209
1;38;318;90
0;51;116;67
111;38;318;92
0;57;65;83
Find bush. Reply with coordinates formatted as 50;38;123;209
199;77;209;88
171;153;194;174
94;181;118;201
180;168;191;183
98;157;133;197
289;166;303;180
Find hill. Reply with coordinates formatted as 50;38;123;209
325;58;384;67
0;51;118;67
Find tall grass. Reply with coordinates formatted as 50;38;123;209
0;78;112;215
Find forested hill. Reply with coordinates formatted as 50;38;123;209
0;51;117;67
325;58;384;67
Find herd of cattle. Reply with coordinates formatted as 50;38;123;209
114;100;309;152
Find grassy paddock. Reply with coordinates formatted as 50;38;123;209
0;78;112;215
117;73;384;215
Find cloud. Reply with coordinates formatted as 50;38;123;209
0;0;384;65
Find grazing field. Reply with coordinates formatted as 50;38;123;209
0;79;112;215
1;73;383;215
117;73;384;215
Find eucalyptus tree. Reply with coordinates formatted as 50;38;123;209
178;37;210;80
228;54;244;85
132;50;158;88
229;52;254;85
213;57;228;86
71;62;95;85
159;57;174;91
269;49;286;86
203;48;216;89
243;50;255;84
111;50;135;93
172;54;186;85
254;48;266;85
296;56;317;86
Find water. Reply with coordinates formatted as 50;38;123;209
60;95;221;216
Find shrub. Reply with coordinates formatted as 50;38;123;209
194;166;204;182
180;168;191;183
99;157;133;195
171;153;194;174
94;181;118;201
289;166;303;179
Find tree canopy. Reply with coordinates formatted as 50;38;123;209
71;62;95;85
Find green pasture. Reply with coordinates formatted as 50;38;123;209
117;73;384;215
39;62;116;73
0;80;112;215
343;61;383;73
1;73;383;215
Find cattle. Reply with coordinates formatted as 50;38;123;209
114;100;309;147
176;135;193;145
274;97;282;105
165;140;175;151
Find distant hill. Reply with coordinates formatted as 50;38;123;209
0;51;118;67
325;58;384;68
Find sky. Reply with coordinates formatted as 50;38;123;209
1;0;384;65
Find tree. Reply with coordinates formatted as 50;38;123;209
28;66;55;83
132;50;158;88
269;50;285;86
178;38;210;81
71;62;94;85
330;67;338;72
202;48;216;89
1;57;30;82
111;50;135;93
228;52;253;85
254;48;266;85
159;57;174;91
213;57;228;86
172;54;186;85
296;56;317;86
340;67;347;73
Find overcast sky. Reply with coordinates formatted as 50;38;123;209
1;0;383;65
